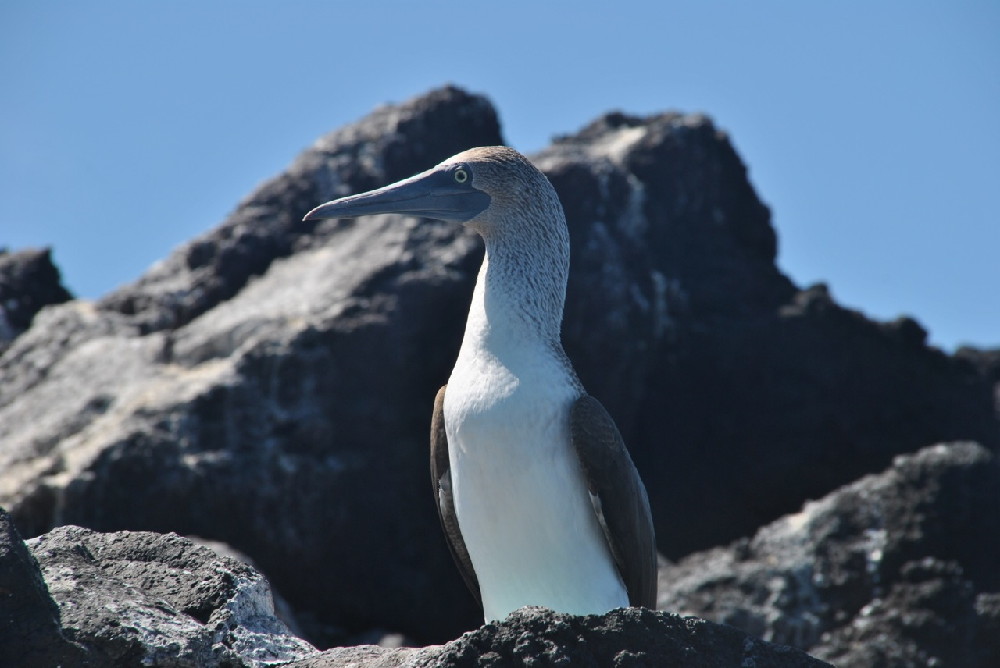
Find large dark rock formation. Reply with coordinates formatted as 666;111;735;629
1;85;998;656
1;86;499;643
538;112;998;555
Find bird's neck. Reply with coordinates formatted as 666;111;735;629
458;236;568;364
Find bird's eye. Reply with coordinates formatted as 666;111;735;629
454;168;468;184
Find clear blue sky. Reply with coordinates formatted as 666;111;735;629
3;2;998;350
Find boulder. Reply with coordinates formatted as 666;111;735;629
16;510;317;667
658;442;1000;667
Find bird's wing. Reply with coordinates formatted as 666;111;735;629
570;394;658;608
430;385;482;605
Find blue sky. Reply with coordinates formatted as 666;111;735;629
3;2;998;350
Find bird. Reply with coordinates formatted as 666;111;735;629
304;146;656;622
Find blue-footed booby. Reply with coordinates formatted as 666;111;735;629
304;146;657;621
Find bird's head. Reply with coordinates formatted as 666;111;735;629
303;146;562;240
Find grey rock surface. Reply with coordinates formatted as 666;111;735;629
1;84;998;649
290;607;830;668
3;509;831;668
659;441;1000;667
22;519;316;667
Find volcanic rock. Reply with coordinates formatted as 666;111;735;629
658;441;1000;667
0;247;73;353
18;512;316;667
290;607;830;668
3;505;831;668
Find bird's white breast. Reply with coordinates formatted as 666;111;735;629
443;337;628;621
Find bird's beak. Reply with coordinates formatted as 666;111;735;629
303;166;490;223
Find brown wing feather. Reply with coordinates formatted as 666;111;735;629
430;385;482;605
570;394;657;608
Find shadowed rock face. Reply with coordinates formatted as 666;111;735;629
0;508;88;667
0;85;998;650
0;247;72;352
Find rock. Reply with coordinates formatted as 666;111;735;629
7;503;830;667
0;85;997;646
23;519;316;667
0;247;73;352
0;507;88;667
538;112;999;555
290;607;830;668
658;442;1000;667
188;536;310;641
96;85;502;335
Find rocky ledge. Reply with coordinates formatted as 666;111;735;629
2;504;827;667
